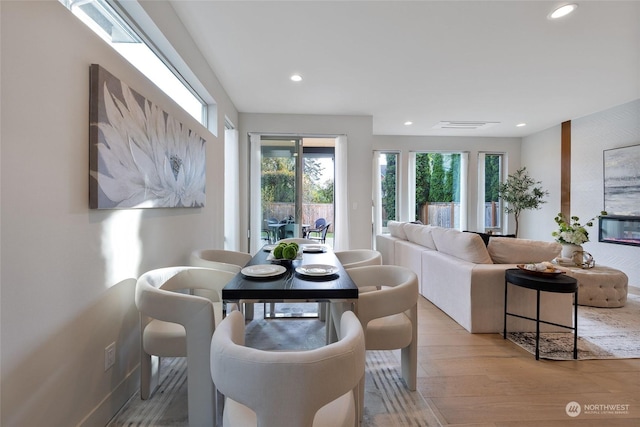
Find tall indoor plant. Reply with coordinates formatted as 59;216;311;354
498;167;548;237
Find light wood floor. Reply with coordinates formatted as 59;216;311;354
414;292;640;426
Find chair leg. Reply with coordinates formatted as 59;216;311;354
358;374;365;423
401;342;417;391
140;352;160;399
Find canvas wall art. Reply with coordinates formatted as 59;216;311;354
603;144;640;216
89;64;205;209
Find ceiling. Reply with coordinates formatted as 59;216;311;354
166;1;640;138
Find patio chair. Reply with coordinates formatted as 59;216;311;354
308;218;331;244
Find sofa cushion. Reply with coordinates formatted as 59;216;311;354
403;223;437;250
487;237;561;264
431;228;493;264
387;221;407;240
464;231;517;246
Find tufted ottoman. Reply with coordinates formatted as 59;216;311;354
559;265;628;308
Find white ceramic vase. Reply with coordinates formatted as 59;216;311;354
561;243;583;259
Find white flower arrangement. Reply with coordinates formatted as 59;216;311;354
551;212;606;245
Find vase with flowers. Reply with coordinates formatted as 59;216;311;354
552;211;607;259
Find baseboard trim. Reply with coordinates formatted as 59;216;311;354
78;365;140;427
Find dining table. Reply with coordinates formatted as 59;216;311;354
222;244;359;341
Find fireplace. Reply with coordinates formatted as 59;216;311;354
599;215;640;247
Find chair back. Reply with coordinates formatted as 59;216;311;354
190;249;251;273
345;265;418;328
314;217;327;228
211;310;365;427
335;249;382;269
278;238;316;244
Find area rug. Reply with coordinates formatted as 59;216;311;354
506;292;640;360
108;310;439;426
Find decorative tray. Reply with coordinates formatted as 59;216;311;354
517;264;565;277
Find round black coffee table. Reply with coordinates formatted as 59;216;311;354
504;268;579;360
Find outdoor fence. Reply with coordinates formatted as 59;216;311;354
418;202;501;230
263;202;334;230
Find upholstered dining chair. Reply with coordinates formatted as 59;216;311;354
329;265;418;421
190;249;254;318
190;249;252;273
334;249;382;269
276;237;317;245
135;266;237;426
210;310;365;427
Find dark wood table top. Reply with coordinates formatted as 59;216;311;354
222;246;358;301
505;268;578;293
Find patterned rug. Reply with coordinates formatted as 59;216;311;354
506;292;640;360
108;305;439;426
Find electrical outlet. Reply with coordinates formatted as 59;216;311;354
105;342;116;371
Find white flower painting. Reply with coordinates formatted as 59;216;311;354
89;64;205;209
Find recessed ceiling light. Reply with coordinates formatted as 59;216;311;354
404;121;413;126
290;74;302;82
549;4;578;19
516;123;527;127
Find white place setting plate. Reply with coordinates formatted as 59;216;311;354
262;244;277;252
295;264;339;277
302;244;326;253
241;264;287;278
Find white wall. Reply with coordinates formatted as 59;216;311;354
373;135;522;233
238;113;374;251
0;1;234;425
522;100;640;287
519;125;562;239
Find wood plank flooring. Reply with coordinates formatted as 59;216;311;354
414;291;640;426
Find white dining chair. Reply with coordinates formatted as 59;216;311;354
277;238;317;245
135;266;237;426
211;310;365;427
329;264;419;421
190;249;254;318
334;249;382;269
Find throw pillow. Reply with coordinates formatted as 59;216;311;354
487;237;561;264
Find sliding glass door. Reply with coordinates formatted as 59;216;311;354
250;135;336;253
260;137;304;244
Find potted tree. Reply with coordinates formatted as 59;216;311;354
498;167;548;237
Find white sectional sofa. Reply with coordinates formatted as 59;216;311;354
376;221;574;333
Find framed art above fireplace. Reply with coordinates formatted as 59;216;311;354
603;144;640;216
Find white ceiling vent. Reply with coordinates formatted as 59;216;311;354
433;121;500;130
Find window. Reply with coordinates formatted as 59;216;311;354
374;152;399;233
59;0;205;124
412;152;467;229
478;153;504;233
